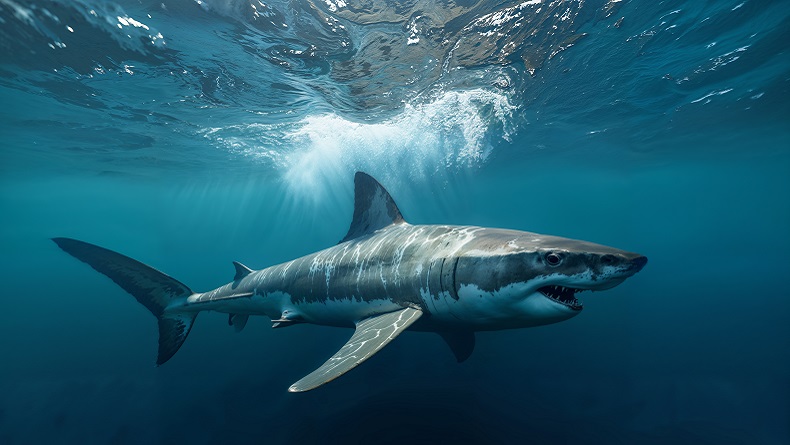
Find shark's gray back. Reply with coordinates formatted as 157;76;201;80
250;223;483;306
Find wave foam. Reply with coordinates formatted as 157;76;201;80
205;88;515;201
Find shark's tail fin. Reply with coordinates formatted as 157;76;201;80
52;237;196;365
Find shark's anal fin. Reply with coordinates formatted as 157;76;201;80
437;331;475;363
232;261;253;281
288;306;422;392
228;314;249;332
340;172;406;243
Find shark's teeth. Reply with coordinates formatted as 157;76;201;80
537;285;583;311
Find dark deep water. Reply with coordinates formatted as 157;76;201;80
1;1;789;444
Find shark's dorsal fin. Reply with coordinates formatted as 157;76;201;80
232;261;253;281
341;172;406;243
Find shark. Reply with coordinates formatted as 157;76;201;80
53;172;647;392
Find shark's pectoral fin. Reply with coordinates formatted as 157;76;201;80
288;306;423;392
437;330;475;363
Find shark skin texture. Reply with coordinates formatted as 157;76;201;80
53;172;647;392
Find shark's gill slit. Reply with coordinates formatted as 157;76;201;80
438;257;447;296
450;257;459;300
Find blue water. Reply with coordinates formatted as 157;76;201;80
1;0;788;443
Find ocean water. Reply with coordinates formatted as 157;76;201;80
1;0;788;443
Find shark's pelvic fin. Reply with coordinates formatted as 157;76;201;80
272;309;304;328
228;313;249;332
232;261;253;281
52;237;196;365
271;318;303;329
340;172;406;243
288;306;423;392
437;331;476;363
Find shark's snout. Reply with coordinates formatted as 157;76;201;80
630;255;648;272
605;253;647;281
601;252;647;275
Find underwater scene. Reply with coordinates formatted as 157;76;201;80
1;0;788;444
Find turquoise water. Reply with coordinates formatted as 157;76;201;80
1;0;789;443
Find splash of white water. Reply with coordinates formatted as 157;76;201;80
203;88;515;201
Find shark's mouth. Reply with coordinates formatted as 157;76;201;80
538;285;584;311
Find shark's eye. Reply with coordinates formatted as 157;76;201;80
545;252;562;266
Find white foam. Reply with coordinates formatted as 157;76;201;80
205;89;515;201
281;89;514;195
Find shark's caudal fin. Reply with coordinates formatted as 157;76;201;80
340;172;406;243
52;237;196;365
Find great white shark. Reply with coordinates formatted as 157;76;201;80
54;172;647;392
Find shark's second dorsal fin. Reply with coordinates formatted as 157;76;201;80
341;172;405;243
233;261;253;281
